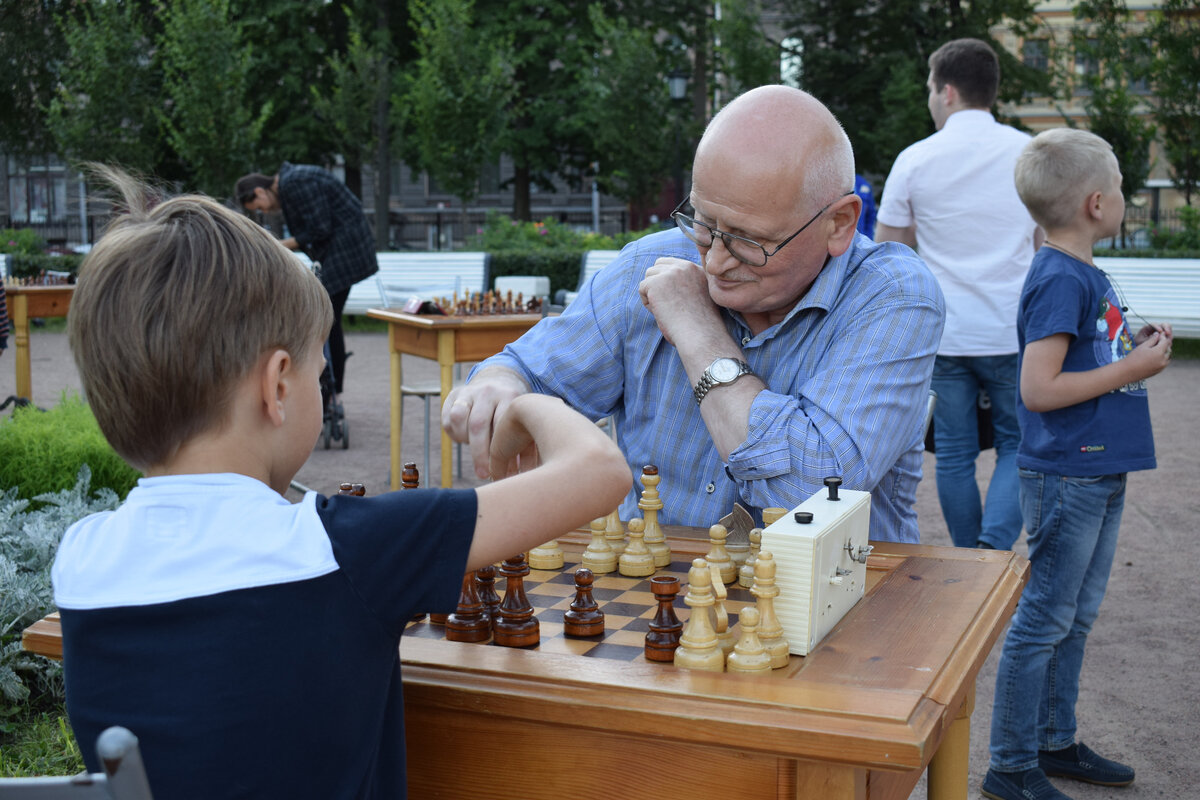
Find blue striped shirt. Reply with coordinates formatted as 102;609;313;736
478;228;944;542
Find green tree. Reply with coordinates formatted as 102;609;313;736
0;1;65;159
156;0;271;197
396;0;514;214
1149;0;1200;204
47;1;163;175
1068;0;1156;244
777;0;1044;178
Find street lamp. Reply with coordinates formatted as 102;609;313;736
667;70;688;209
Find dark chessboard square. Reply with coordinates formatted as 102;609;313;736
588;585;626;602
538;608;566;624
580;642;645;661
603;601;653;618
404;622;449;640
623;617;652;634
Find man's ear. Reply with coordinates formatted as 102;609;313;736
260;349;292;427
826;194;862;258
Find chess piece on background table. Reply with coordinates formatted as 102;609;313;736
645;576;684;662
674;558;725;672
563;568;605;637
446;572;491;643
338;482;365;496
705;524;737;585
475;565;501;625
528;537;565;570
494;554;540;647
581;517;617;574
639;465;670;567
738;528;762;589
618;517;655;577
752;551;790;668
726;606;772;674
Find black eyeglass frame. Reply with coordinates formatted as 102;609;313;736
670;191;854;267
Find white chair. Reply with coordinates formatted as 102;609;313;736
0;726;154;799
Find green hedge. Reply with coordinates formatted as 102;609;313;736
489;249;589;297
0;395;141;506
8;254;82;281
1094;248;1200;259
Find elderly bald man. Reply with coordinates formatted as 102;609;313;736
444;85;945;542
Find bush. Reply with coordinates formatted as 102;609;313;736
1147;206;1200;251
0;396;141;507
490;249;588;296
0;229;46;256
0;466;120;713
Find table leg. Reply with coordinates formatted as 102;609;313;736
12;291;32;401
436;331;455;488
928;682;974;800
390;348;404;490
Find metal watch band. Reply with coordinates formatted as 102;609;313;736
693;359;753;405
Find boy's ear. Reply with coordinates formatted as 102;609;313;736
1085;189;1105;221
260;349;292;427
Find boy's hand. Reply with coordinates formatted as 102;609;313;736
1127;328;1173;378
1133;322;1172;346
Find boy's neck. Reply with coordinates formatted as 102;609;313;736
1041;229;1097;266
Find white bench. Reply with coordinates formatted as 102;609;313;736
1094;257;1200;338
294;252;491;315
558;249;621;307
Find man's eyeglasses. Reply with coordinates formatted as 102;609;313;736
671;193;852;267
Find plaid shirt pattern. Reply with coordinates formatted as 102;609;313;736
277;162;378;296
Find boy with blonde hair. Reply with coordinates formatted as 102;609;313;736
54;166;632;800
982;129;1173;800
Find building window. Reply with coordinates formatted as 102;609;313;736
7;157;68;224
1023;39;1049;73
1074;39;1099;96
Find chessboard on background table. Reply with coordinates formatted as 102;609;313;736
401;527;1028;800
365;307;543;490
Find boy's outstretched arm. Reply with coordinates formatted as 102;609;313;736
466;395;633;570
1021;329;1173;413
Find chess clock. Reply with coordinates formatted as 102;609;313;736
761;477;872;656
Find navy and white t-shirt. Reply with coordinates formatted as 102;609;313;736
1016;248;1156;476
52;473;475;799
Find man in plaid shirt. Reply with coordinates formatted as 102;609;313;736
237;163;378;405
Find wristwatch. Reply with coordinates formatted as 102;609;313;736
693;358;753;405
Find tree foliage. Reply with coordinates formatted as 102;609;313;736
777;0;1044;179
1149;0;1200;204
0;1;65;160
156;0;271;198
47;1;163;176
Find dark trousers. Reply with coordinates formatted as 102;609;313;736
328;288;350;395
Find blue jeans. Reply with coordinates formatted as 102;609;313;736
988;470;1126;772
931;354;1022;549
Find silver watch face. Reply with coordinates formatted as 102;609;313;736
709;358;743;382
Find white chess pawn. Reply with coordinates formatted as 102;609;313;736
619;518;656;577
604;509;626;556
738;528;762;588
706;523;736;585
674;558;725;672
752;551;790;668
726;606;772;674
581;517;617;574
528;537;564;570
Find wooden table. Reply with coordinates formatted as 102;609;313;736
366;309;542;489
25;536;1026;800
4;284;74;401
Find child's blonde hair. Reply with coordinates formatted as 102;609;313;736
1015;128;1116;230
68;165;333;470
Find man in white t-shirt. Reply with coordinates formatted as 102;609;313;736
876;38;1041;550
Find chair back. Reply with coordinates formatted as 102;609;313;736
0;727;154;800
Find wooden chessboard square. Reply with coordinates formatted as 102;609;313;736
576;641;644;661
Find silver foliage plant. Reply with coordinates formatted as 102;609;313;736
0;466;119;706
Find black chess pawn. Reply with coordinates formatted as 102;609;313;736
445;571;491;643
494;554;540;647
563;568;605;637
475;565;502;626
645;575;684;662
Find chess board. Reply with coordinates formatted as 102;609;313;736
402;548;802;674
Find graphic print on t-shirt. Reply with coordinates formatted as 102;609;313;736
1094;290;1145;395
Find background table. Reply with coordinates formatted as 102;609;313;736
4;284;74;401
366;309;541;489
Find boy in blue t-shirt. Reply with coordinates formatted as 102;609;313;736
981;129;1173;800
52;165;632;800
